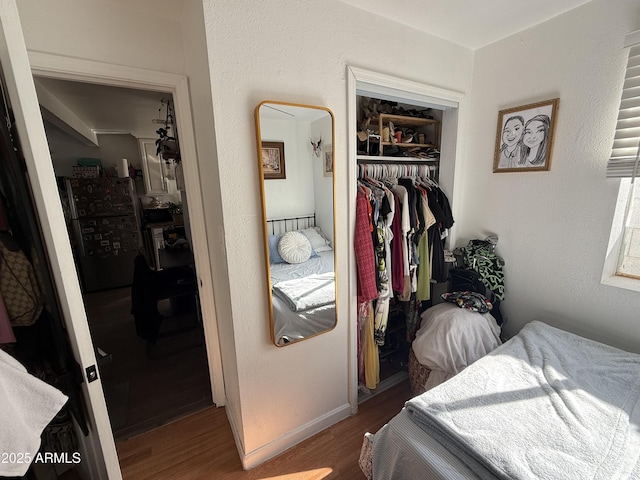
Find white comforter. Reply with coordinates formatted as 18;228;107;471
270;251;335;345
405;321;640;480
272;272;334;312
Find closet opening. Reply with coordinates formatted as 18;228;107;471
32;77;213;440
347;67;464;407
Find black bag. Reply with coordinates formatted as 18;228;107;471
450;268;503;325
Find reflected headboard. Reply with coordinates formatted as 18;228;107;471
266;214;316;235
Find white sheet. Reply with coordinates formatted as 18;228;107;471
368;409;481;480
272;272;334;312
411;303;501;391
406;321;640;480
270;251;335;345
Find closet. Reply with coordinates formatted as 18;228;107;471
354;91;457;400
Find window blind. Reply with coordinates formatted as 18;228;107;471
608;39;640;178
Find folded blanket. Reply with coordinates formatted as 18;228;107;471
273;272;335;312
0;349;68;476
406;321;640;480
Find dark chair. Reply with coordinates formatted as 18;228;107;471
130;255;197;344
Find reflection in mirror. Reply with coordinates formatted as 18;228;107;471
255;101;336;347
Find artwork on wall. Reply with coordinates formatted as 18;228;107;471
323;145;333;177
493;98;559;173
261;141;286;179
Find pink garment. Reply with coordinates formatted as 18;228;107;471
0;288;16;344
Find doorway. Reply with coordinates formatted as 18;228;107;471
33;77;213;439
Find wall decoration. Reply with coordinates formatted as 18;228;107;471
493;98;559;173
323;145;333;177
261;141;286;179
311;137;322;157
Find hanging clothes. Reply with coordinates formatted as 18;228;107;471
363;302;379;390
355;191;378;303
373;185;394;346
356;163;454;303
355;163;454;390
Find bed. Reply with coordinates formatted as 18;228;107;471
360;320;640;479
266;215;336;346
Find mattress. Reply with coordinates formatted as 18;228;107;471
270;250;335;345
361;408;480;480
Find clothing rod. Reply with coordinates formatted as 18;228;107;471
357;162;435;179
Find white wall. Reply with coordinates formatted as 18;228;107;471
203;0;473;465
461;0;640;352
261;118;315;218
17;0;186;75
311;115;334;241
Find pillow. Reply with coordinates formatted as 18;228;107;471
441;291;493;314
268;234;285;264
278;231;312;264
301;227;332;252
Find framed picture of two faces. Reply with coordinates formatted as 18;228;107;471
494;98;559;173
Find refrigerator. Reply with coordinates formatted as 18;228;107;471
65;177;142;292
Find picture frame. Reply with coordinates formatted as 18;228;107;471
261;141;286;179
323;145;333;177
493;98;559;173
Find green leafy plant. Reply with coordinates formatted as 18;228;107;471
166;202;182;215
155;127;180;162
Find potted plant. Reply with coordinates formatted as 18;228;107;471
167;202;183;224
155;127;180;162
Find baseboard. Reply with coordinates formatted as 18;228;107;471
237;403;352;470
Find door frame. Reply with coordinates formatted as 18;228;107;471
27;51;226;408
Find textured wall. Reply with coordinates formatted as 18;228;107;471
460;0;640;352
202;0;473;465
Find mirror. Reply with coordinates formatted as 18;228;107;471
255;101;336;346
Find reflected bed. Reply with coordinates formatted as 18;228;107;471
267;215;335;346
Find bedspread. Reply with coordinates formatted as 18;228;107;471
272;272;334;312
405;321;640;480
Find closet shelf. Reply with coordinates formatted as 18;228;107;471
372;113;439;127
380;141;438;148
363;113;441;158
357;155;439;163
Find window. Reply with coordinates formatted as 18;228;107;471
616;179;640;279
603;33;640;290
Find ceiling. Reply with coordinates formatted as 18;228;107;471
336;0;592;49
35;77;170;143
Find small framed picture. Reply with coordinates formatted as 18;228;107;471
323;145;333;177
261;141;286;179
493;98;559;173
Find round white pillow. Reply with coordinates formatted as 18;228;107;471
278;231;312;264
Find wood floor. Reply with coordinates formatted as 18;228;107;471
82;287;213;440
116;379;413;480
